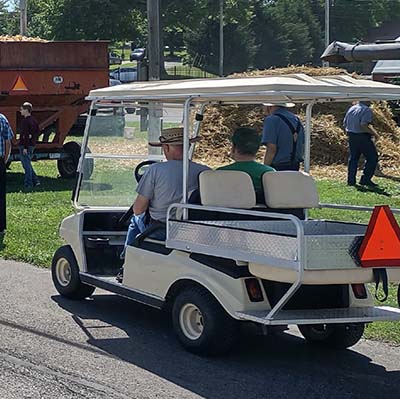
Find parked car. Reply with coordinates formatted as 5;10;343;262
109;52;122;65
109;78;122;86
109;67;137;83
130;47;146;62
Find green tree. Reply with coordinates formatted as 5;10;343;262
330;0;400;42
182;0;257;74
0;0;19;35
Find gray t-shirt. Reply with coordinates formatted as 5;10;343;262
136;160;210;222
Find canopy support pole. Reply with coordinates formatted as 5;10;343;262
304;102;315;173
182;97;194;219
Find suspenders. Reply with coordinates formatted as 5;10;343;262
274;113;302;163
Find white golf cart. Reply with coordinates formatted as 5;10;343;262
52;74;400;356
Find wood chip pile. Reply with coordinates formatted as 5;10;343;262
0;35;47;42
195;66;400;173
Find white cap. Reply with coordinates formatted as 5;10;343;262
262;102;295;108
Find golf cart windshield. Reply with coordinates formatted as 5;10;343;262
76;102;180;208
75;101;202;208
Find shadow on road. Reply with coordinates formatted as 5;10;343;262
52;294;400;399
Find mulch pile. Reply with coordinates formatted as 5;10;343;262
0;35;47;42
0;35;48;43
195;66;400;174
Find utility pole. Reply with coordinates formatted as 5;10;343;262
323;0;330;67
20;0;27;36
147;0;162;154
219;0;224;77
147;0;161;80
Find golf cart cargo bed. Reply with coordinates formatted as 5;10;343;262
166;211;400;285
167;218;367;270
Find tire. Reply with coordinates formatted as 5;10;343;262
57;141;93;179
57;141;81;178
397;284;400;307
299;323;365;349
51;245;95;300
172;286;238;356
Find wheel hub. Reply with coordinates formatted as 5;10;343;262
179;303;204;340
55;258;72;287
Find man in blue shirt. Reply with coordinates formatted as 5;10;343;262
262;102;305;171
343;101;379;187
0;113;14;233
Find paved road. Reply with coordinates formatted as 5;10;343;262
0;260;399;399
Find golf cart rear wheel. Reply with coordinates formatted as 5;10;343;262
172;286;238;356
51;245;95;300
299;323;364;349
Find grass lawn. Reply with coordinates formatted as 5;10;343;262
1;163;399;343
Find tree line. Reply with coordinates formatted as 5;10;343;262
1;0;400;74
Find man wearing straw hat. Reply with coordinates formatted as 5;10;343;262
262;102;305;171
121;127;209;260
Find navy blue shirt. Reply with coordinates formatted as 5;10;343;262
262;108;305;164
343;103;373;133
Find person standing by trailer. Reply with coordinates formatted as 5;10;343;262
0;113;14;234
262;102;305;171
19;102;40;189
343;101;379;187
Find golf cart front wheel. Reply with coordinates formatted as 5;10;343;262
51;245;95;300
299;323;364;349
172;286;238;356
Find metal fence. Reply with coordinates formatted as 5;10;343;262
167;65;216;79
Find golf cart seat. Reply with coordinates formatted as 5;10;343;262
188;170;305;220
262;171;319;209
200;170;256;208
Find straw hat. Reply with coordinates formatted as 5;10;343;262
149;127;201;147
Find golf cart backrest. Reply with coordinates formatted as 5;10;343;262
199;170;256;208
263;171;319;209
191;170;304;221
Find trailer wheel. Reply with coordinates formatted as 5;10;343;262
57;141;81;178
299;323;364;349
397;284;400;307
172;286;238;356
51;245;95;300
57;141;93;179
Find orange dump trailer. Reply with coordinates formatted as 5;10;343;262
0;40;108;177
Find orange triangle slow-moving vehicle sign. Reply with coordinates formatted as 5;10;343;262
11;75;28;91
358;205;400;267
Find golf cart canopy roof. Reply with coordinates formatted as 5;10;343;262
87;73;400;103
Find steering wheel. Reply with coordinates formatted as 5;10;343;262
134;160;159;183
116;160;159;228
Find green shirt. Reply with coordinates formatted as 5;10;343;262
217;161;275;192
